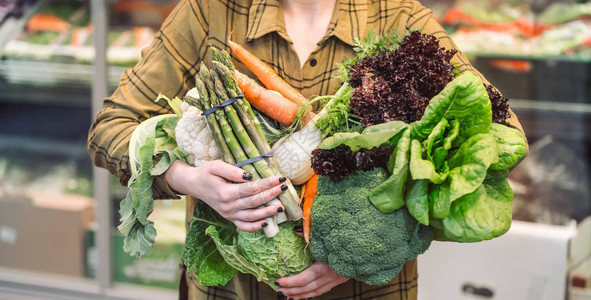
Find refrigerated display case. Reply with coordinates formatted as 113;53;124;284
418;1;591;299
0;0;180;299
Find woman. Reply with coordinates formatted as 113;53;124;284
88;0;525;299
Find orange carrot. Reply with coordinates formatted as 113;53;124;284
27;13;70;32
228;40;308;107
235;71;315;125
302;174;319;244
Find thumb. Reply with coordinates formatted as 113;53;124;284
207;160;253;182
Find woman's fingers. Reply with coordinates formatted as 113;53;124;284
231;183;286;211
233;203;284;222
233;175;286;198
233;219;271;232
207;160;254;183
276;262;350;299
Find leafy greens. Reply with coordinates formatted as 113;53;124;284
371;72;527;242
184;201;314;289
119;110;188;258
316;71;527;242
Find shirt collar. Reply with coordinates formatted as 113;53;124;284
245;0;367;46
325;0;367;46
246;0;289;42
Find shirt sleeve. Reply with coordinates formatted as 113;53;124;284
87;0;210;199
403;0;527;139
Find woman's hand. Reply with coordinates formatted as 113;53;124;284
276;261;350;299
165;160;286;231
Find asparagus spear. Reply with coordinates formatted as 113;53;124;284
198;64;280;237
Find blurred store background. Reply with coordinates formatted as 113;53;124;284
0;0;590;299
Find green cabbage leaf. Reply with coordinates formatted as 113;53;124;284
183;202;313;289
119;113;188;258
205;222;314;289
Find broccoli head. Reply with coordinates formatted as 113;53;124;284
309;168;433;285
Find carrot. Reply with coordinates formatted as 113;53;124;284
302;174;319;244
235;71;315;125
27;13;70;32
228;40;308;107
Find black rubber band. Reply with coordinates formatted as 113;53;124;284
234;152;274;168
201;94;244;116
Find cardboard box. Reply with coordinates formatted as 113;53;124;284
0;192;94;277
418;220;579;300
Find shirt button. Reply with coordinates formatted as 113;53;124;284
310;58;318;67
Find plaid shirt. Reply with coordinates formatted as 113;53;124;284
88;0;525;299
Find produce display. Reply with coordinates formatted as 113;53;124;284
2;2;156;66
119;29;527;289
434;0;591;59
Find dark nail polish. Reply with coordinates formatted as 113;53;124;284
243;171;253;181
276;291;286;299
274;281;280;287
279;176;287;183
288;298;294;300
261;222;268;228
294;225;303;233
281;184;288;191
277;207;284;213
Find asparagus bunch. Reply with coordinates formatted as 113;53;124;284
209;50;302;220
210;49;304;203
188;49;302;237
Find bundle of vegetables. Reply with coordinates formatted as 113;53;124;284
310;29;527;245
296;30;528;285
181;49;312;288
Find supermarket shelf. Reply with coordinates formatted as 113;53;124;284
0;60;127;106
0;59;126;87
466;52;591;63
471;57;591;104
0;134;88;158
511;103;591;143
511;99;591;114
0;0;48;54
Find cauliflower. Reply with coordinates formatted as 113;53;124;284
175;88;221;166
